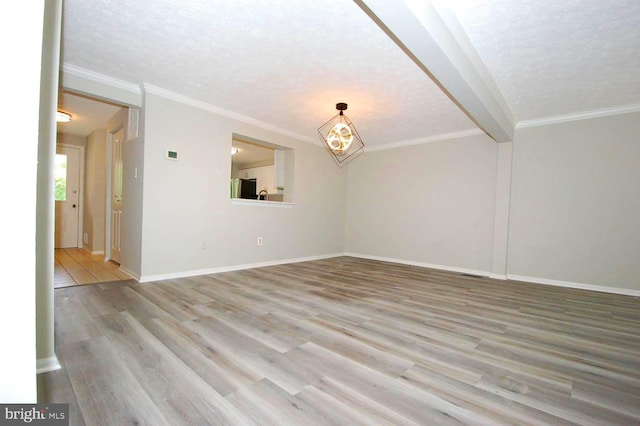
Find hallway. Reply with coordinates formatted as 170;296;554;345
54;248;132;288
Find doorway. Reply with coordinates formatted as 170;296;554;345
56;91;130;282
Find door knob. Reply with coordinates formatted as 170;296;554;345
72;204;76;208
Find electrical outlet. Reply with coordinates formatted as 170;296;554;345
83;233;88;244
257;237;263;246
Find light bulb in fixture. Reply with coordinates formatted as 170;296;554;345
231;146;239;155
326;122;353;155
57;111;72;122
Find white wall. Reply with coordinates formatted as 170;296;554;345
56;132;85;147
345;134;499;274
139;92;347;279
83;129;107;253
508;112;640;291
0;0;44;402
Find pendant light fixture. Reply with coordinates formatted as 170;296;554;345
317;102;365;167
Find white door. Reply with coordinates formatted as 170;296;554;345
110;129;124;263
55;146;81;248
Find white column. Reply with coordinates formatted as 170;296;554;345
36;0;63;374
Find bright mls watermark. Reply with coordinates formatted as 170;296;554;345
0;404;68;425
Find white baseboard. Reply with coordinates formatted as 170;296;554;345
488;273;508;280
508;274;640;297
81;247;105;256
119;266;141;282
133;252;640;297
344;252;492;278
138;253;345;283
36;356;61;374
344;254;640;297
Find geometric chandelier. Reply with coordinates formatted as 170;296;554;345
317;102;365;167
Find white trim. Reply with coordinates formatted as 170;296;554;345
81;247;105;256
119;266;140;282
143;83;317;145
36;356;61;374
133;252;640;297
488;273;507;280
104;130;114;262
345;254;640;296
343;252;640;297
516;103;640;129
139;253;344;283
62;64;141;96
230;199;294;208
508;274;640;297
365;128;486;152
344;252;492;278
61;66;640;153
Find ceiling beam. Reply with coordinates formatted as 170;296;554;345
354;0;514;142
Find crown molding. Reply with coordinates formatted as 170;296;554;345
366;128;486;152
516;103;640;129
62;63;142;95
142;83;317;145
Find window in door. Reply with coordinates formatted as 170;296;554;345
55;154;67;201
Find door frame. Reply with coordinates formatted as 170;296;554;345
56;143;85;248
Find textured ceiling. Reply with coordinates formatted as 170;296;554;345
448;0;640;121
60;0;640;146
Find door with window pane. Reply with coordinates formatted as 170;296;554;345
54;146;81;248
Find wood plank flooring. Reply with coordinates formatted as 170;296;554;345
55;248;131;287
38;257;640;425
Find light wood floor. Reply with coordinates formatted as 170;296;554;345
55;248;131;287
39;257;640;425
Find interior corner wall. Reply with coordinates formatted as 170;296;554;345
508;112;640;291
345;134;499;274
84;128;107;253
139;93;347;279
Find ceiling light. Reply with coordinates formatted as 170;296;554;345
317;103;365;167
56;111;72;122
231;146;239;155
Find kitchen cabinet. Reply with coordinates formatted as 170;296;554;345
238;168;256;179
239;165;277;194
